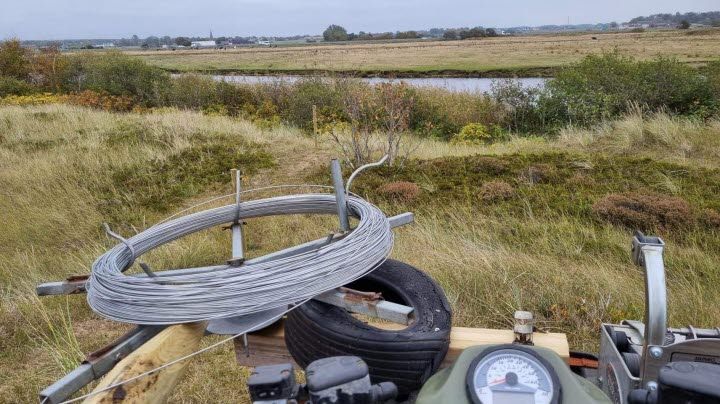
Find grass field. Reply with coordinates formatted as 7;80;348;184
1;104;720;402
125;29;720;76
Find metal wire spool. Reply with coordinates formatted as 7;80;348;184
87;193;393;325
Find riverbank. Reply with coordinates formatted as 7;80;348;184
163;66;559;78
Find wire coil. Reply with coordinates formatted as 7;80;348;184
87;193;393;325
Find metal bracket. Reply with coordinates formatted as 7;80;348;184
314;287;414;325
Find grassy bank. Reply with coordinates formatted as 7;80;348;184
125;30;720;75
1;104;719;402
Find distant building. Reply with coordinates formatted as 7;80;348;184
97;43;116;49
190;40;217;49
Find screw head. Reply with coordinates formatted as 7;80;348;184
649;346;663;359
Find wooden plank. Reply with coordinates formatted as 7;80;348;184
84;322;206;404
234;320;569;368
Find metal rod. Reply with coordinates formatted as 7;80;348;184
345;155;388;195
331;159;350;232
228;169;245;266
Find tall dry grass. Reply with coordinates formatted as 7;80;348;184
558;111;720;167
1;104;719;402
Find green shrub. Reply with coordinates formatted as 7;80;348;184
63;51;170;106
706;61;720;104
0;39;30;80
547;53;714;125
283;78;346;131
451;123;504;144
166;74;219;109
410;87;504;139
215;81;255;116
0;76;38;97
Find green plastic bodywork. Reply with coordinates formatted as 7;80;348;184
416;345;612;404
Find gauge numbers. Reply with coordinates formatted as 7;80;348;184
469;349;555;404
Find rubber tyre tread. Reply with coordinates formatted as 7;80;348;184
284;259;452;396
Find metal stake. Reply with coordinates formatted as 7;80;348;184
228;169;245;267
331;159;350;233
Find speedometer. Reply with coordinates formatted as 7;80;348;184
466;345;561;404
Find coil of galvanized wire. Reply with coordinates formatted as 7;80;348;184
87;193;393;325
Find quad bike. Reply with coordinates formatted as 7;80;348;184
248;232;720;403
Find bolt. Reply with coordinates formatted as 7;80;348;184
647;381;658;391
649;346;663;359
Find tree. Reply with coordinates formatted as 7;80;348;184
174;37;191;47
0;39;31;79
678;20;691;29
323;25;348;42
443;30;458;40
30;43;68;91
485;28;498;37
395;31;419;39
144;36;161;48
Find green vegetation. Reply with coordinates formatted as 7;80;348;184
1;99;720;402
2;41;720;143
323;24;349;42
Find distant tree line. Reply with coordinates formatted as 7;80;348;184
322;24;498;42
629;11;720;27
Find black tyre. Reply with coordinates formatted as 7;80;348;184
285;259;452;396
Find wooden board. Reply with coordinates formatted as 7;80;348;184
85;322;206;404
234;319;569;368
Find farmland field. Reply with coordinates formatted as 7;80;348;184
126;29;720;76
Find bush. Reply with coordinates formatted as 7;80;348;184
592;192;692;231
706;61;720;103
376;181;421;202
0;76;37;97
63;51;169;106
479;180;515;201
547;53;714;125
0;39;30;80
283;78;346;131
451;123;504;144
0;93;62;106
410;87;505;139
61;90;135;112
165;74;219;109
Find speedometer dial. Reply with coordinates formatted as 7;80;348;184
466;346;560;404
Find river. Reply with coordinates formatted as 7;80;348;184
210;75;547;93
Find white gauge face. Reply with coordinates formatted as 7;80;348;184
470;349;555;404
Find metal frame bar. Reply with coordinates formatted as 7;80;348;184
228;169;246;266
314;288;414;325
330;159;350;233
39;326;164;404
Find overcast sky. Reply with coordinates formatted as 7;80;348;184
2;0;718;40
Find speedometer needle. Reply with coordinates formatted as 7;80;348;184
489;378;505;385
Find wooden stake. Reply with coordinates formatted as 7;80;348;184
312;104;318;147
84;322;206;404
